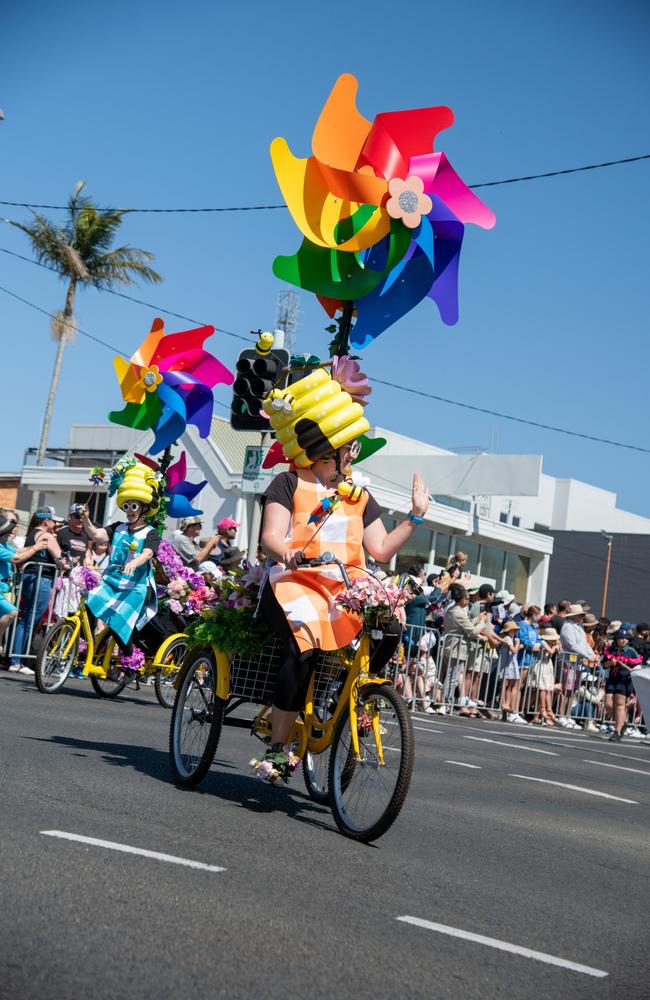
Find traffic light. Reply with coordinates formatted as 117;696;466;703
230;334;289;431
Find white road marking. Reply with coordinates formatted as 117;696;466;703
396;916;608;978
509;775;638;804
40;831;226;872
463;735;558;756
412;725;445;733
444;760;482;769
583;759;650;776
491;731;650;762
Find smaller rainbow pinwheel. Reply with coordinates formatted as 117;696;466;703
271;74;496;348
135;450;207;518
109;318;234;454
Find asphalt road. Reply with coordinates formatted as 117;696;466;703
1;670;649;1000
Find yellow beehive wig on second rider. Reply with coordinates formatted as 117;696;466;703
116;462;161;514
262;366;370;468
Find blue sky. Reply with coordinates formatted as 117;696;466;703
1;0;648;513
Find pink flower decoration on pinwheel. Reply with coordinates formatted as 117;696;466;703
386;176;433;230
331;356;372;406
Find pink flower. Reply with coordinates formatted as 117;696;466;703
386;175;432;230
168;599;183;614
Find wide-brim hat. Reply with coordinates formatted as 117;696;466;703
496;590;515;605
607;620;622;635
218;547;244;567
566;604;585;617
583;613;598;628
500;620;520;634
540;627;560;641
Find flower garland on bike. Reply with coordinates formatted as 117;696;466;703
253;357;430;783
80;459;162;670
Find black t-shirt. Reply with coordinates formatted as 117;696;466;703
263;471;382;529
24;528;58;575
105;522;161;554
57;525;90;567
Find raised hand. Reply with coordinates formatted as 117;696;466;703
411;473;430;518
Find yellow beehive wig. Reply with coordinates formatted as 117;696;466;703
116;463;161;513
263;367;370;467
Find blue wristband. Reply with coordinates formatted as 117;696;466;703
407;512;424;525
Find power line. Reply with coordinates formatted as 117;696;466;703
0;246;250;343
370;377;650;456
2;275;649;458
0;154;648;212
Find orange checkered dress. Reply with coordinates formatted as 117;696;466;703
269;471;368;652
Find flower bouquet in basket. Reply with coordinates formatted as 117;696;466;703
185;563;274;657
335;575;408;638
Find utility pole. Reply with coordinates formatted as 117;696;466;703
275;289;299;356
601;531;613;617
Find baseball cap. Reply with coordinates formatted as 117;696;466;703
36;505;64;522
181;516;203;529
69;502;85;517
217;516;240;531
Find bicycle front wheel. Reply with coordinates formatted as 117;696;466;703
169;648;224;787
328;683;414;843
154;637;188;709
35;619;78;694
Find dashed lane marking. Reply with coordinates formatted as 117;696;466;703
463;735;558;756
396;916;608;978
508;774;638;804
444;760;482;769
582;759;650;776
40;831;226;872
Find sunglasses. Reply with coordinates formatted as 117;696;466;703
121;502;142;513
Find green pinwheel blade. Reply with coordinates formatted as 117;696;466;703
353;434;387;464
273;221;411;301
108;393;162;431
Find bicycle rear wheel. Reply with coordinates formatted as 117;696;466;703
154;637;188;709
169;648;224;787
35;619;78;694
302;742;330;803
328;683;414;843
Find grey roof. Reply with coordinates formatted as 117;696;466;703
208;417;266;473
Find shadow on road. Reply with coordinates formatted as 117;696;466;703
24;733;335;835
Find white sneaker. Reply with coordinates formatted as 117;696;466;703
458;696;478;709
512;714;528;725
8;665;21;673
435;705;448;716
18;666;35;675
627;726;643;739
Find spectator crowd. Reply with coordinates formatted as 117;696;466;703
388;554;648;743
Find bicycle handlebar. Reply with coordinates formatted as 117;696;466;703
297;551;351;587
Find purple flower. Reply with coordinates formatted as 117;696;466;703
168;599;183;614
119;646;146;672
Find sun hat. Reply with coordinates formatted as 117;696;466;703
566;604;585;617
540;627;560;641
507;601;522;616
500;620;520;634
496;589;515;605
217;516;240;532
583;613;598;628
181;516;203;529
607;619;622;635
218;546;244;568
199;560;221;575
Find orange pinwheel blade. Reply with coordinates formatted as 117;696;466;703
312;73;371;171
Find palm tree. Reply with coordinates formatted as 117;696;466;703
11;181;162;509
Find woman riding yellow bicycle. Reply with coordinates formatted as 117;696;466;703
252;359;430;784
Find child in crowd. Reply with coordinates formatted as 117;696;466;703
495;619;525;724
531;626;561;726
603;628;642;741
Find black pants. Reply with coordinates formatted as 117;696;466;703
260;584;402;712
85;608;133;657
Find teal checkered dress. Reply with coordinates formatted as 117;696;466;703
87;524;157;647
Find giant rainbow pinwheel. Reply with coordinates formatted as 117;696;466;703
271;74;495;348
109;318;234;454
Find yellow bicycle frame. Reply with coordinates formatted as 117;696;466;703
213;631;391;764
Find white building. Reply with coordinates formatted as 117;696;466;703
18;419;556;605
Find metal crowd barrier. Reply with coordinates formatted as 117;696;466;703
388;627;647;733
5;561;60;663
